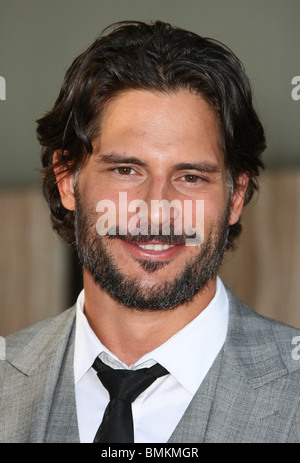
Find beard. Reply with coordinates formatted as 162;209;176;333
74;189;230;311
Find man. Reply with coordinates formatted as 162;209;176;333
1;20;300;443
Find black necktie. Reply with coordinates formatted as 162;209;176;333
92;357;169;443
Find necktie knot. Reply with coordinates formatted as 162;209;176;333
92;356;168;443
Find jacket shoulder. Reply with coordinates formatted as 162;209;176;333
225;287;300;379
0;306;77;442
4;306;76;369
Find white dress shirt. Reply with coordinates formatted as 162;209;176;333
74;276;229;443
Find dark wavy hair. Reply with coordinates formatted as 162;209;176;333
37;20;266;249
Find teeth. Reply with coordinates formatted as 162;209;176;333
137;244;175;251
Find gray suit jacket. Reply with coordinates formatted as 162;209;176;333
1;288;300;443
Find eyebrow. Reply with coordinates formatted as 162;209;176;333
96;153;148;167
173;162;221;174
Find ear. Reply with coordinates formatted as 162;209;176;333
53;151;76;211
228;173;249;226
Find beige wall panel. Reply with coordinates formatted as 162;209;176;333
220;170;300;328
0;188;69;336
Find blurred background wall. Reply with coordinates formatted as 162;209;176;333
0;0;299;335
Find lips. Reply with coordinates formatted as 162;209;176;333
120;239;184;260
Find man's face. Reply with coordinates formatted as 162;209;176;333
68;89;242;310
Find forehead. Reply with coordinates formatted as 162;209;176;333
95;89;224;167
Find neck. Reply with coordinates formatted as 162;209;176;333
83;270;216;366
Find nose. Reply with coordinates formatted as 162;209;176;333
139;177;182;235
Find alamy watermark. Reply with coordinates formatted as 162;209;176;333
0;336;5;360
291;336;300;360
291;76;300;101
0;76;6;100
95;192;204;246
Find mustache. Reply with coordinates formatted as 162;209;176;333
106;225;195;245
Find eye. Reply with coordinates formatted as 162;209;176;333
115;166;134;176
183;174;201;183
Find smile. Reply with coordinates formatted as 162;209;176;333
120;239;185;260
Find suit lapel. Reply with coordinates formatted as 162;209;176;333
44;322;80;443
168;348;223;443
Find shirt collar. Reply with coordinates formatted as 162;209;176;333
74;276;228;395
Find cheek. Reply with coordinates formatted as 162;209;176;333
80;174;119;207
201;195;228;230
